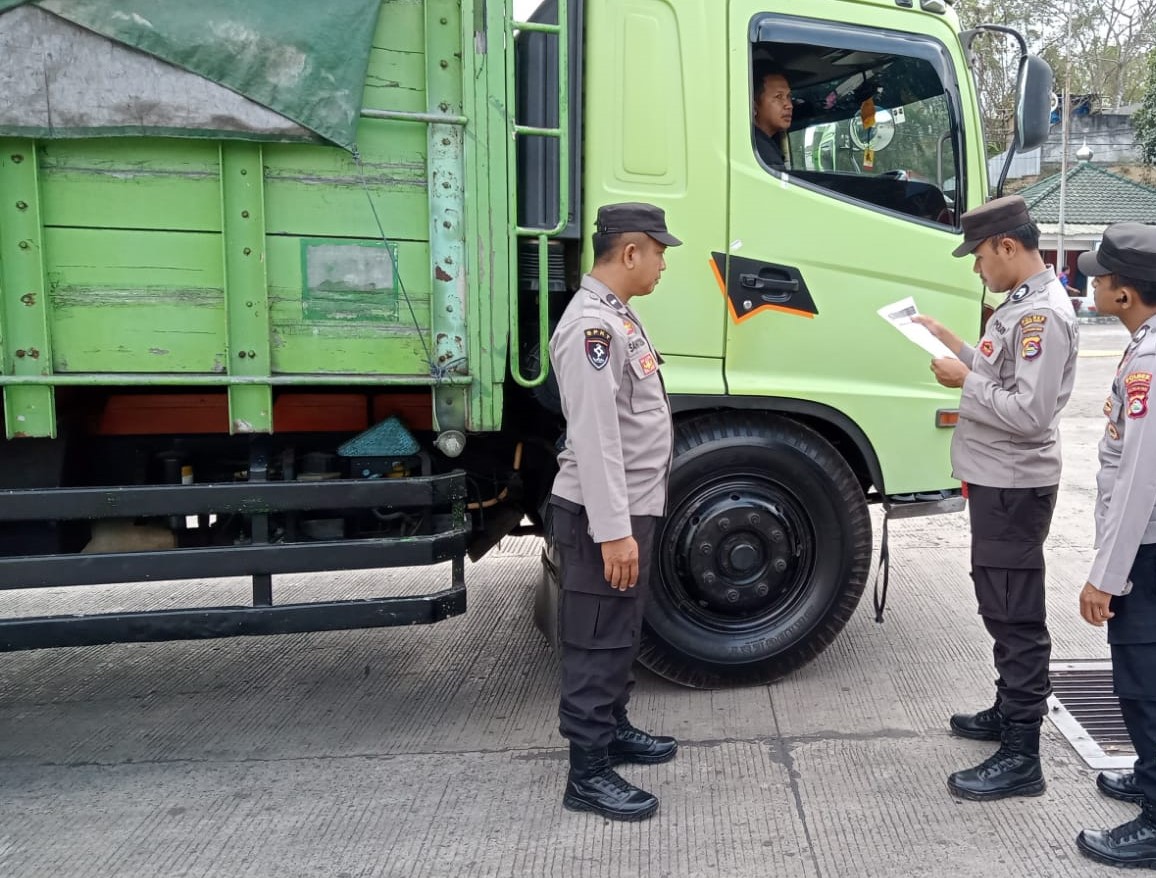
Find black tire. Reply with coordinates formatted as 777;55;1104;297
638;412;872;688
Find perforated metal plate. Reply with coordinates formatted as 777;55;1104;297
1048;660;1136;769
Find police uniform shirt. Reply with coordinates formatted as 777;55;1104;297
1089;316;1156;596
549;274;673;543
952;269;1079;488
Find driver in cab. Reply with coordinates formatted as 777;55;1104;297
753;64;792;172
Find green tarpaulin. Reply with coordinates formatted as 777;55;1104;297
0;0;382;150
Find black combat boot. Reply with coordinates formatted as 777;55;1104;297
1098;770;1146;804
563;743;659;821
949;702;1002;741
608;714;678;765
947;719;1045;801
1077;801;1156;869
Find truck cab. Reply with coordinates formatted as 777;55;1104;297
521;0;1051;685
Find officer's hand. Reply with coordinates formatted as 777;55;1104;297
930;357;970;388
1080;582;1115;627
912;315;965;355
601;536;639;591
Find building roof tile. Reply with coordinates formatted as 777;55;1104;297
1019;163;1156;224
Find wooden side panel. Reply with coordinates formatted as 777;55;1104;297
44;228;226;373
266;236;431;375
39;139;223;232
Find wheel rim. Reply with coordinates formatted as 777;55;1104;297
658;473;817;633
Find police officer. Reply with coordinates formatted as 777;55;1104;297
1073;223;1156;869
915;195;1079;800
547;203;681;821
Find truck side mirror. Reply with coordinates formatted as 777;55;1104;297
1015;55;1053;152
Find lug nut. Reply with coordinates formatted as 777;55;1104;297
719;518;731;532
703;572;716;586
756;584;770;597
773;558;788;573
771;530;784;543
749;513;761;526
725;589;740;603
699;543;712;555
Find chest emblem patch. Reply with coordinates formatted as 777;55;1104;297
979;339;995;358
584;328;612;371
1125;371;1152;419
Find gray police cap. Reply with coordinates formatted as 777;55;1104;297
1078;223;1156;282
595;202;683;247
952;195;1035;258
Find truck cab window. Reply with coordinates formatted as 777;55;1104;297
751;18;963;228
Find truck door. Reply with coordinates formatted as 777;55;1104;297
723;3;977;494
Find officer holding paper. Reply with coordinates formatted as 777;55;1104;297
914;194;1079;801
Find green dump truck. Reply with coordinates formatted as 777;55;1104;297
0;0;1051;686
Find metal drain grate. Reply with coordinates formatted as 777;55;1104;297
1048;660;1136;769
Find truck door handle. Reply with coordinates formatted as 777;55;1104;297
740;273;799;296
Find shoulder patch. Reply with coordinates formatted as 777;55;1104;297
1135;325;1151;345
1108;422;1121;441
622;319;637;336
1125;371;1152;419
1020;333;1043;361
584;328;612;371
1009;284;1031;302
979;339;995;357
1020;313;1047;332
1019;313;1046;361
638;352;657;375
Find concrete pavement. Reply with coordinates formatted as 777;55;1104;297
0;322;1143;877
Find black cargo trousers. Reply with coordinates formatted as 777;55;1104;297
1108;543;1156;807
549;500;660;750
967;483;1059;723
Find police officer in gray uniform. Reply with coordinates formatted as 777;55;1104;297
547;203;680;822
1073;223;1156;870
916;195;1079;800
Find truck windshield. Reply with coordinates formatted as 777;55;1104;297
751;17;963;228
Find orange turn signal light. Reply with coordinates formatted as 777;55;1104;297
936;409;960;428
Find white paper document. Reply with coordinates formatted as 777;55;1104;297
877;296;958;360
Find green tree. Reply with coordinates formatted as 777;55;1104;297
955;0;1156;156
1134;50;1156;164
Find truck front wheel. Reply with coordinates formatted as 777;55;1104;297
638;413;872;688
